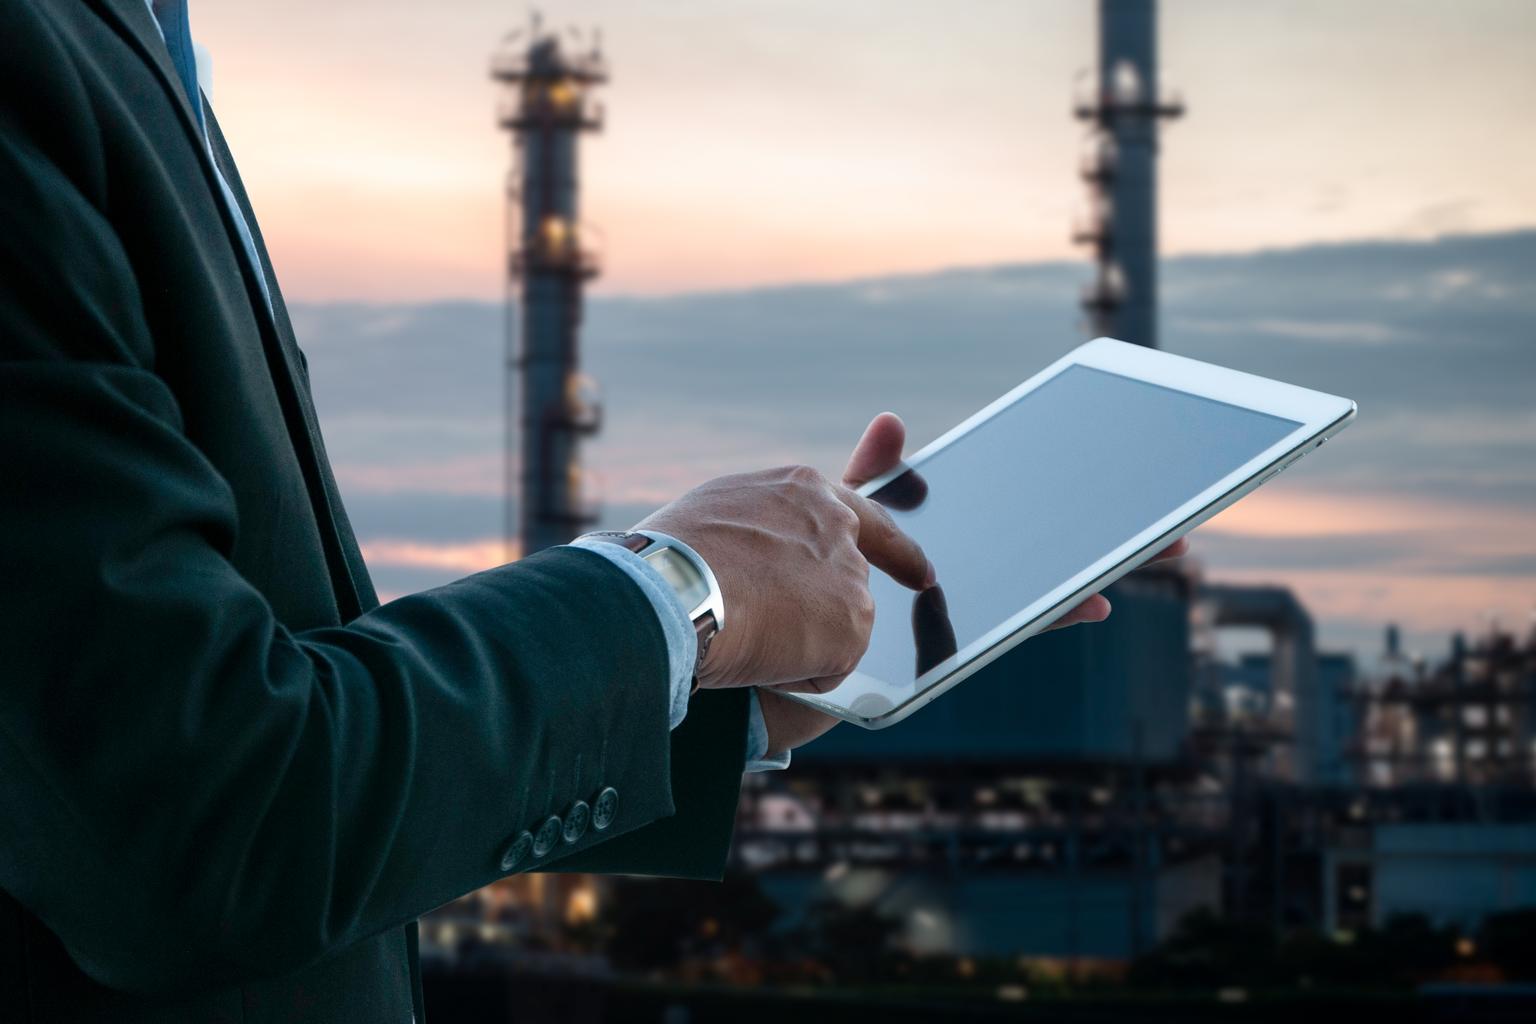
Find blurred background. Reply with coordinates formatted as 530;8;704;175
196;1;1535;1019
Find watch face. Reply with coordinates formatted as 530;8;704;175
642;546;711;615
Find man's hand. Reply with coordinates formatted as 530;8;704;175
753;412;1192;755
635;459;933;693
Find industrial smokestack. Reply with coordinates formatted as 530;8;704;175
492;16;607;557
1074;0;1183;348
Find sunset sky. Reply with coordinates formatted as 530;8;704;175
193;0;1536;299
183;1;1536;663
290;232;1536;663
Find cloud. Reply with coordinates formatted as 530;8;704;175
293;231;1536;650
1398;198;1481;238
359;537;511;574
1249;318;1400;343
1197;486;1536;586
1209;567;1535;636
1175;317;1401;343
1202;487;1532;541
1309;184;1351;215
335;454;503;496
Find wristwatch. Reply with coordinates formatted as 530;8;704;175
577;530;724;685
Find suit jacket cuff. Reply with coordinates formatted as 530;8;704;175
565;536;695;731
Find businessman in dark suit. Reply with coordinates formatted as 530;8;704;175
0;1;1170;1020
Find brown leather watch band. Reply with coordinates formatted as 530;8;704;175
691;610;718;694
608;533;651;555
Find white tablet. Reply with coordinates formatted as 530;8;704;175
783;337;1356;729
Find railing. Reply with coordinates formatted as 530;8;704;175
495;96;604;130
1071;214;1110;246
1072;75;1185;122
733;823;1226;874
1079;137;1118;181
489;50;607;83
513;247;601;279
1080;265;1126;311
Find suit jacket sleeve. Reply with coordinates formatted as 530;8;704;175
0;36;745;997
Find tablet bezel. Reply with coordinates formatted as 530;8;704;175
782;336;1357;729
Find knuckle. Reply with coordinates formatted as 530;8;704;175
833;501;860;532
845;588;875;638
839;648;864;676
785;463;823;486
838;541;870;584
855;588;876;625
866;503;895;541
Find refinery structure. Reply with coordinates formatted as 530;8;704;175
1074;0;1183;348
725;0;1534;962
422;2;1536;987
493;14;607;557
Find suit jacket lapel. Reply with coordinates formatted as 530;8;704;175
85;1;279;345
84;0;206;148
85;0;379;621
203;107;382;618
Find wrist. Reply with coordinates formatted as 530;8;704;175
575;530;723;682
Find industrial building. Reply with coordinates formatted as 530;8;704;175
738;572;1204;961
419;1;1536;984
727;0;1534;966
734;576;1536;961
1358;626;1536;789
431;18;615;967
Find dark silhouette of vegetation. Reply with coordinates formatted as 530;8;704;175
1479;908;1536;982
586;881;1531;996
1126;910;1277;988
784;899;906;985
596;873;779;971
1129;910;1467;990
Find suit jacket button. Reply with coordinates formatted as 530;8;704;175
562;800;591;844
500;831;534;872
533;814;563;857
592;786;619;831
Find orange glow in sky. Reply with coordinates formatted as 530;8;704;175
191;0;1536;300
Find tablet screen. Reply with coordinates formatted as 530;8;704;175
839;364;1301;718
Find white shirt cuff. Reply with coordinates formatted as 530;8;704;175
567;535;791;772
745;689;792;773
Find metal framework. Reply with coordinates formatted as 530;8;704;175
1073;0;1183;348
492;16;607;557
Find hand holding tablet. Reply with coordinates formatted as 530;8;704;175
782;336;1356;729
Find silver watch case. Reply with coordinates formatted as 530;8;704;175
631;529;725;634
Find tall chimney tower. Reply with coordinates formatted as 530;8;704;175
492;15;606;557
1074;0;1182;348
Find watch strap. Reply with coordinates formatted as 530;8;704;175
590;531;650;555
691;611;717;694
580;531;717;685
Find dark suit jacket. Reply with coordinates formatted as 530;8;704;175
0;1;749;1020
